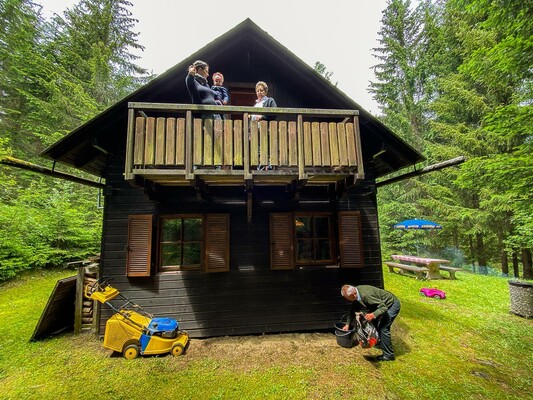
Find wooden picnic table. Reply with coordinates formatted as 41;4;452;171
391;255;450;280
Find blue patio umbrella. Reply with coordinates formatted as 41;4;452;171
393;219;442;255
393;219;442;230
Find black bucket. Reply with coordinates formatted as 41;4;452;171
334;322;355;348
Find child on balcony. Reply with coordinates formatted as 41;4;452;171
211;72;230;105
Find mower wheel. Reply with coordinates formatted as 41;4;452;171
171;343;184;356
433;294;442;299
123;344;140;359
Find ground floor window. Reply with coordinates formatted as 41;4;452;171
270;211;363;270
159;216;203;271
126;213;229;277
294;214;335;265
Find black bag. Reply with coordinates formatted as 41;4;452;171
353;313;379;348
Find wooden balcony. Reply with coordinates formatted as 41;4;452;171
125;103;365;189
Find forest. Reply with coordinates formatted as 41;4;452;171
0;0;531;281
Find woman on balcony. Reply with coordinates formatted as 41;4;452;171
251;81;277;170
185;60;220;119
251;81;277;122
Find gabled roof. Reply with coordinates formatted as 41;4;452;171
42;18;424;178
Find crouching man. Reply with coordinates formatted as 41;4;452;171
341;284;401;361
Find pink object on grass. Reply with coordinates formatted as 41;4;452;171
420;287;446;299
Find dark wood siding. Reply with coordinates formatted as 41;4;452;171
98;152;383;338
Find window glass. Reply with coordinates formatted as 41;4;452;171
295;217;312;238
184;218;202;241
315;216;330;238
161;243;181;266
162;219;181;242
294;214;334;265
316;239;331;260
296;239;314;261
160;216;203;270
183;243;201;265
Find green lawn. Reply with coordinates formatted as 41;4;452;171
0;268;531;400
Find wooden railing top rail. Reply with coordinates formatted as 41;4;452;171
128;102;359;118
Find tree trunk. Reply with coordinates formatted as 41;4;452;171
476;232;487;268
522;249;532;280
496;228;509;276
469;235;475;272
497;228;508;276
512;252;520;278
501;251;509;276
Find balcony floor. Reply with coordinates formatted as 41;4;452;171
130;166;359;187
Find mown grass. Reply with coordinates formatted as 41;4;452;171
0;268;532;400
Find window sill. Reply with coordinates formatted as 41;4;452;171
295;264;340;270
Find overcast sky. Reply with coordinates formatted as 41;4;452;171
41;0;389;114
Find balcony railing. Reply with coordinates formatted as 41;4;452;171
125;103;364;187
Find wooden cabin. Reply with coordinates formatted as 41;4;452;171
42;19;424;338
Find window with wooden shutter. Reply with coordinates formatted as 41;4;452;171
126;214;153;277
159;215;203;271
205;214;230;272
294;213;335;265
338;211;364;268
270;213;295;270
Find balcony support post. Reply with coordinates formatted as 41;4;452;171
185;111;194;180
353;115;365;179
243;113;252;181
288;180;301;203
297;114;307;181
125;108;135;182
193;176;209;202
247;190;253;223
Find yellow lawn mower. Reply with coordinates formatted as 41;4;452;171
85;277;189;359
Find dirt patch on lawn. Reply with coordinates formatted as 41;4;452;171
77;330;385;398
179;331;385;398
184;331;378;370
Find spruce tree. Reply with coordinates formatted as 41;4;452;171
0;0;149;280
50;0;148;106
431;0;532;275
371;0;444;257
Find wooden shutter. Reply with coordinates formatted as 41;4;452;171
126;214;153;277
205;214;230;273
338;211;364;268
270;213;295;270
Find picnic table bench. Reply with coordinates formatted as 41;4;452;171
385;262;428;280
439;265;463;279
391;255;450;280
